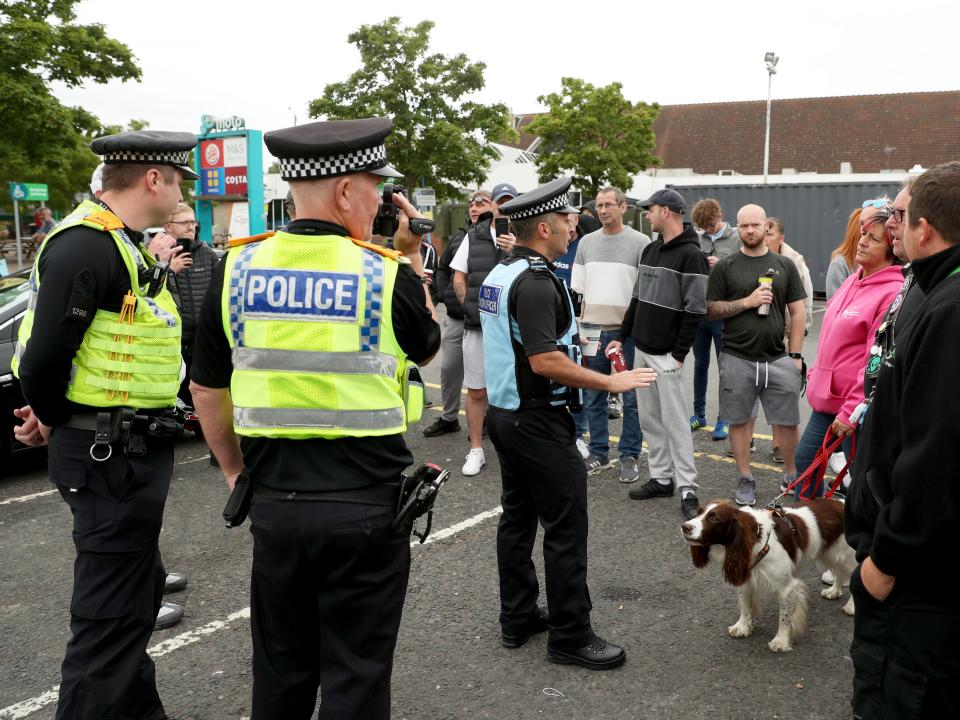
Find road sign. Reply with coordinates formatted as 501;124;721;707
8;182;48;202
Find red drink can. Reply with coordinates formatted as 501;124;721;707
605;346;628;373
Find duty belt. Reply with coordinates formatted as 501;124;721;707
63;409;179;461
253;481;401;506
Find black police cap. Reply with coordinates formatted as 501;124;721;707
90;130;200;181
497;177;578;220
264;118;401;181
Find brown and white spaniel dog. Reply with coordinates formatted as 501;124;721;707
681;499;856;653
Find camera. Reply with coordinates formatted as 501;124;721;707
372;183;436;238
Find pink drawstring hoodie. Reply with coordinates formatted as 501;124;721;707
806;264;905;424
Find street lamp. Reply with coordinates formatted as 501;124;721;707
763;51;779;184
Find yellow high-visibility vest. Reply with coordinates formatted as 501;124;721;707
13;201;182;409
221;229;422;439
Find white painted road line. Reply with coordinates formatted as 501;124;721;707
0;504;503;719
0;489;56;506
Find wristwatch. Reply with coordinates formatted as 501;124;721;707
788;352;803;360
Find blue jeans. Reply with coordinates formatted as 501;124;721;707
794;410;855;499
692;318;724;419
583;331;642;459
572;408;588;439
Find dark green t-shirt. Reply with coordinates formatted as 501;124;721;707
707;250;806;361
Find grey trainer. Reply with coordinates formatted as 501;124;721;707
734;477;756;506
619;457;639;484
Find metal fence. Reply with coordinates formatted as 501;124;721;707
668;181;903;295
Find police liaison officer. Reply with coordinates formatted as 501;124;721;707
480;177;657;670
12;130;198;719
189;118;440;719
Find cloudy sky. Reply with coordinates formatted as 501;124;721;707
55;0;959;158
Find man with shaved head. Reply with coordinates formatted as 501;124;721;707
706;204;807;506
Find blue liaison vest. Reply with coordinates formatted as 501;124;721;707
479;254;584;411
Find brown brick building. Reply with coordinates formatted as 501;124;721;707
509;91;960;175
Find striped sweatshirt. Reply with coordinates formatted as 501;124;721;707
618;224;708;362
570;226;650;329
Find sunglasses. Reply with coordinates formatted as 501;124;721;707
470;197;490;206
861;199;890;210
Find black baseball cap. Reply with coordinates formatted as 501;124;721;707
638;188;687;215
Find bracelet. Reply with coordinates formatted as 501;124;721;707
788;352;803;359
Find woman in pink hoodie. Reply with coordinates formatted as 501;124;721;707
795;200;904;498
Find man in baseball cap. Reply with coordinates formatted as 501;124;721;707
637;188;687;215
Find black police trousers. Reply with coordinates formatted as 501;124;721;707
487;405;593;649
248;495;411;720
50;426;172;720
850;563;960;719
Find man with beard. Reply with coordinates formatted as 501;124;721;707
705;204;806;507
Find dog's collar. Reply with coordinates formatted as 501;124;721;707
751;526;772;569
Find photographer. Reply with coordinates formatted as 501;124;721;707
189;117;439;720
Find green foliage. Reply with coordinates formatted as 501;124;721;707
0;0;141;212
528;77;661;198
308;17;516;201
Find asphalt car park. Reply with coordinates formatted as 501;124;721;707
0;301;857;720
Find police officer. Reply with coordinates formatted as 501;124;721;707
189;117;440;719
480;177;656;670
12;130;197;719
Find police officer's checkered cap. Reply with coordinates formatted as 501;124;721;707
505;192;574;220
103;150;191;166
265;118;399;181
278;144;388;180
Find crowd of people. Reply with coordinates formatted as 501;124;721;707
9;109;959;718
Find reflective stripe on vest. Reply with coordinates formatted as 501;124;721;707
221;231;410;439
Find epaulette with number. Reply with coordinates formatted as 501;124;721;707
350;237;409;264
228;231;275;248
83;210;125;231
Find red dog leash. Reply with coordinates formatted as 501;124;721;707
767;430;857;506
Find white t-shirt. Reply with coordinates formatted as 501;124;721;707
450;225;496;273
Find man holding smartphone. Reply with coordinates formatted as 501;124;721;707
450;185;518;476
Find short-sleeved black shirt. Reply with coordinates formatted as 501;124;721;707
510;247;572;357
707;250;806;362
190;219;441;492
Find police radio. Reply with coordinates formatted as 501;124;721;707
393;463;449;543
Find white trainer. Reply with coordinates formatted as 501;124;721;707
576;438;589;460
821;570;836;585
462;447;485;476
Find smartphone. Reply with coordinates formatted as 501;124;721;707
176;238;190;254
495;217;509;237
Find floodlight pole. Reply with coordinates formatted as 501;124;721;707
763;52;778;184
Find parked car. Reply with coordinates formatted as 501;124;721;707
0;270;40;463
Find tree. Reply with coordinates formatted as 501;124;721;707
527;78;661;198
308;18;516;200
0;0;141;211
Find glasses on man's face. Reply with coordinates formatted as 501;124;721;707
862;199;890;210
890;207;906;223
170;219;198;227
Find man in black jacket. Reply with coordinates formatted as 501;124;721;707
163;202;220;405
844;162;960;719
424;223;468;437
607;189;708;519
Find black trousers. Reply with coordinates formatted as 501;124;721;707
50;426;172;720
850;563;960;719
248;495;411;720
487;405;593;648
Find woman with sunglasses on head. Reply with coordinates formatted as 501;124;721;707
793;199;904;499
826;207;864;299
